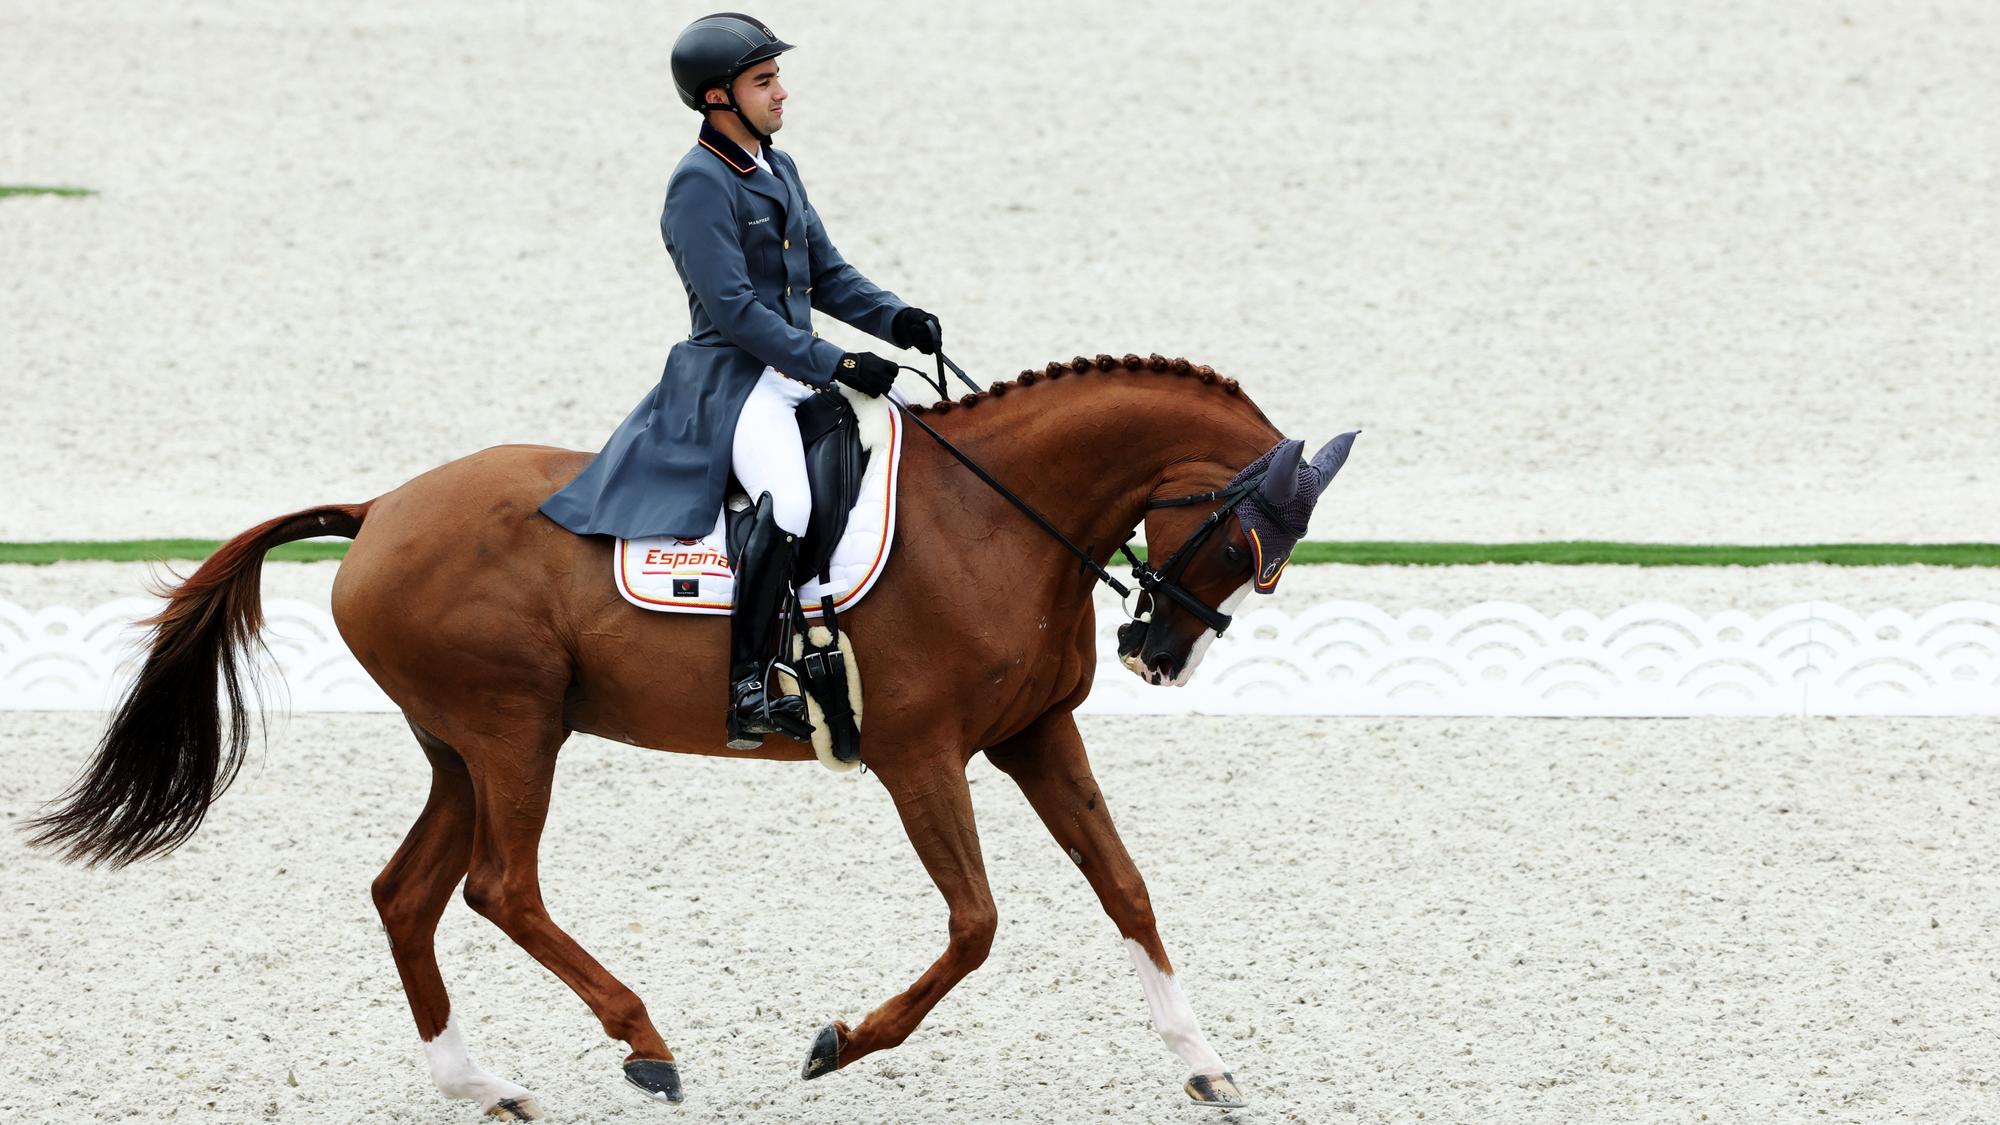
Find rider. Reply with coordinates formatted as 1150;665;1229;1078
538;12;943;750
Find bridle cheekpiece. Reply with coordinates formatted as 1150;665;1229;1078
895;351;1354;663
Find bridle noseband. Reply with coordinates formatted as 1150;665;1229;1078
898;352;1274;642
1116;473;1272;635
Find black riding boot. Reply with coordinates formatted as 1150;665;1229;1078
725;494;814;750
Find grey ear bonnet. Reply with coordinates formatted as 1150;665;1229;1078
1221;432;1359;592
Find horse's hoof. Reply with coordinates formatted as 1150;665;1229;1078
801;1022;844;1080
1185;1071;1246;1109
485;1096;544;1121
624;1057;685;1105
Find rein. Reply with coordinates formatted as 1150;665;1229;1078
893;351;1263;635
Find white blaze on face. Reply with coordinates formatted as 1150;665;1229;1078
1124;938;1229;1077
1169;583;1251;686
1119;583;1253;686
423;1013;532;1110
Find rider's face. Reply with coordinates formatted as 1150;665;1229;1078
715;61;786;136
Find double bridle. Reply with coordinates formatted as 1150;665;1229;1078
898;352;1273;639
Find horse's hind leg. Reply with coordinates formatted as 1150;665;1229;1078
374;719;541;1121
987;711;1246;1109
454;724;684;1105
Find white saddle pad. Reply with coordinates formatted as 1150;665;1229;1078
614;390;903;617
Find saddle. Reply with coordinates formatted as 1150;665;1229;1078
614;386;899;768
723;388;870;587
722;389;870;767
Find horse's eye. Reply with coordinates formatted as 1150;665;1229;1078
1223;543;1245;567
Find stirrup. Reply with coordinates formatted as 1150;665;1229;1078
726;667;811;749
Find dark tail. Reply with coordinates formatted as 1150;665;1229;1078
24;501;374;867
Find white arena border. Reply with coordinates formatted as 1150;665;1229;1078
3;598;1997;717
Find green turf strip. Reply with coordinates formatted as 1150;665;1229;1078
0;539;352;565
0;185;96;199
1287;541;2000;568
2;539;1996;567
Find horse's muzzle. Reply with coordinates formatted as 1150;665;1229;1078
1118;625;1187;686
1116;618;1148;661
1143;651;1184;686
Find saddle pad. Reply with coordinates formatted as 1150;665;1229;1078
614;395;903;617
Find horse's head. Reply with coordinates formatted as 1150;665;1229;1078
1117;432;1357;686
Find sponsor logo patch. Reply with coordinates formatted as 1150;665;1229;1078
672;578;700;599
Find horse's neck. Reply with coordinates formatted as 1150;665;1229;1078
914;375;1277;570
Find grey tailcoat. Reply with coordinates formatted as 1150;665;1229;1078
538;122;906;539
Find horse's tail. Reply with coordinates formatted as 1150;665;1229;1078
25;501;375;867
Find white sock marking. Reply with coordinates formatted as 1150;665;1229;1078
423;1013;532;1110
1124;938;1229;1077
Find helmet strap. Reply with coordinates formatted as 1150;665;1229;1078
703;85;773;149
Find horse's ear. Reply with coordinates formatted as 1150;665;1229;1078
1309;431;1359;494
1259;440;1305;507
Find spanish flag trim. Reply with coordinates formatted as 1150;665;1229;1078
698;138;756;174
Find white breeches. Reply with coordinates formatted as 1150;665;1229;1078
732;366;815;536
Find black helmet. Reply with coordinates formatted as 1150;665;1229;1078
671;13;795;112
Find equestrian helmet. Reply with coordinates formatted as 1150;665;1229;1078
671;13;795;111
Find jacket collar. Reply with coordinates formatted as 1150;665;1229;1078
697;120;760;174
696;120;790;210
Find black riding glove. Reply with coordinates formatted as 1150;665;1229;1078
834;351;898;397
890;306;943;355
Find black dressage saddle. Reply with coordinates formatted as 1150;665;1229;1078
724;389;871;586
721;390;871;763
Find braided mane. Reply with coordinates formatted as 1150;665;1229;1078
907;352;1274;429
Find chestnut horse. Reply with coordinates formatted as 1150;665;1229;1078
30;353;1351;1118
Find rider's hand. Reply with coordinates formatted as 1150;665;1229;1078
891;306;942;355
834;352;898;397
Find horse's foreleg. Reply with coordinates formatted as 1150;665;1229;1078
804;758;996;1079
458;731;684;1106
376;721;541;1121
987;712;1246;1109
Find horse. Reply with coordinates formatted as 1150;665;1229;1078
28;352;1353;1119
